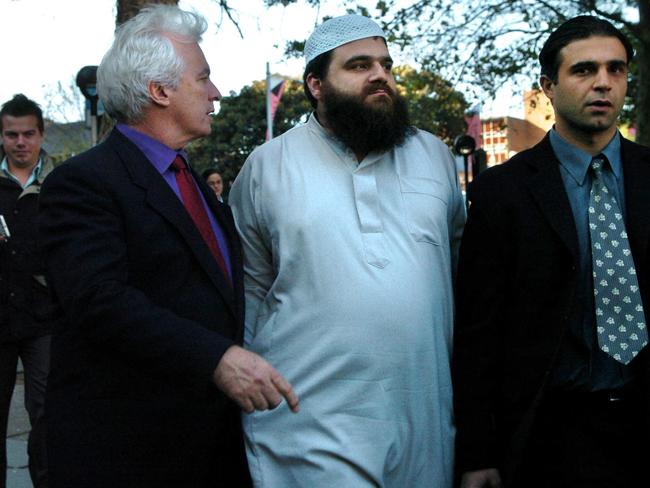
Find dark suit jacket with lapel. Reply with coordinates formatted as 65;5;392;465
39;129;251;487
452;134;650;485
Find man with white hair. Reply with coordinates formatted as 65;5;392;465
38;5;297;487
229;14;465;487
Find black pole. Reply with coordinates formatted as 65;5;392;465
76;65;99;146
454;134;476;211
463;154;469;210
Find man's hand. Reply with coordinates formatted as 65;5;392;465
213;345;299;414
460;468;502;488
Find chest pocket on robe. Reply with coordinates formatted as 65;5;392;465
399;176;448;246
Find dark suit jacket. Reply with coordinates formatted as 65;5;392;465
452;134;650;485
39;129;251;487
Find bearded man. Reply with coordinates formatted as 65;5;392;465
229;14;465;487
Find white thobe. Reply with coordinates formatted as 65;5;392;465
229;114;465;487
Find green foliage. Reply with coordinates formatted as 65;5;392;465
393;65;468;145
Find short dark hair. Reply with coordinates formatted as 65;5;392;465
539;16;634;83
302;50;334;110
0;94;44;134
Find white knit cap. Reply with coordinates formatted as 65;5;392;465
304;14;386;65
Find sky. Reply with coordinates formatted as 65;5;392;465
1;0;524;123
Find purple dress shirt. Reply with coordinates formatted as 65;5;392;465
117;124;232;280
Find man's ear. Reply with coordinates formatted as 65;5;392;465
148;81;171;108
306;73;323;102
539;75;555;104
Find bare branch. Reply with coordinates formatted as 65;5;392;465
216;0;244;38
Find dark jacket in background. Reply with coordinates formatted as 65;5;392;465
0;147;59;342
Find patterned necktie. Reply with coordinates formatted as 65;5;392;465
589;155;647;364
170;155;231;285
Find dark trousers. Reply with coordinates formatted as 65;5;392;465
0;335;50;488
514;387;647;488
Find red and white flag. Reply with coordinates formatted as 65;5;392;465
464;106;482;176
266;73;286;141
464;105;482;150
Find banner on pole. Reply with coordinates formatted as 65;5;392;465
266;75;286;141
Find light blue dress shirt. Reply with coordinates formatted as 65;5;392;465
1;157;42;189
549;129;633;391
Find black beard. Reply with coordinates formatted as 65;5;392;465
319;82;414;157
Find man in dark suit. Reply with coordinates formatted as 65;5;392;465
453;16;649;488
38;5;298;487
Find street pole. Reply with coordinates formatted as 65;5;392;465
76;65;100;147
454;135;476;210
265;62;273;140
90;98;98;147
463;154;469;205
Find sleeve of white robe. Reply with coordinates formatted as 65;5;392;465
446;146;467;284
229;149;274;344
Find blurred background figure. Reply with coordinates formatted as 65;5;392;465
203;168;224;202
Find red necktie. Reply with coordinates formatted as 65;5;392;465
170;155;231;285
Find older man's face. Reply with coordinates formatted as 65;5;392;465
166;38;221;147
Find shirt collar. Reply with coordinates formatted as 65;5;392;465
306;112;385;167
307;112;335;142
117;123;188;174
549;128;622;186
1;156;43;188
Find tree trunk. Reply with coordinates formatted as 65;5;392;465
116;0;179;26
636;0;650;146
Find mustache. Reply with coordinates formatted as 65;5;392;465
363;82;396;98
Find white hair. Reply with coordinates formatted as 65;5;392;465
97;4;207;124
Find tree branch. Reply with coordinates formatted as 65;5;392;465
216;0;244;38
